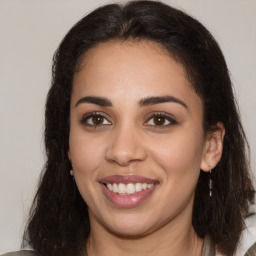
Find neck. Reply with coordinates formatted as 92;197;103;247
86;210;203;256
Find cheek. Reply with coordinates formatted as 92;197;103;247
69;130;106;177
69;130;107;208
149;131;204;183
148;132;204;216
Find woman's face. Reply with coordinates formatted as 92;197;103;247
69;40;209;237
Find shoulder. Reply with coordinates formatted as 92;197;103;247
244;242;256;256
239;212;256;256
1;251;37;256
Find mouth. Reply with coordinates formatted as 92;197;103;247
103;182;154;195
99;175;159;207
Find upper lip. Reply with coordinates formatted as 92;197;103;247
99;175;159;184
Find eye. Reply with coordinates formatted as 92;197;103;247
145;113;177;127
81;112;111;127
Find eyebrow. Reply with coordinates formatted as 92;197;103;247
75;95;188;109
139;95;188;109
75;96;112;107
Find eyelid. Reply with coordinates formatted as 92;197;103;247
80;111;112;126
79;111;177;128
144;112;177;127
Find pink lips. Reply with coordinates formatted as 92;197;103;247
100;175;158;184
99;175;159;208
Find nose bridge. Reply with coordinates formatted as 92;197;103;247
105;121;146;165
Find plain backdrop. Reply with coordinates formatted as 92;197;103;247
0;0;255;253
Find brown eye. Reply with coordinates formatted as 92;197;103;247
81;113;111;126
153;116;165;125
92;115;104;125
144;113;177;128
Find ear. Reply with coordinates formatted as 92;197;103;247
68;151;72;162
200;122;225;172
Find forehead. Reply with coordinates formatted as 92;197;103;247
72;40;201;111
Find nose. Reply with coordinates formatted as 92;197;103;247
105;125;147;166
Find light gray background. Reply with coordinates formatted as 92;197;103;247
0;0;255;253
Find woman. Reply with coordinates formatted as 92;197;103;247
2;1;255;255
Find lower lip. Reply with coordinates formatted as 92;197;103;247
100;183;158;208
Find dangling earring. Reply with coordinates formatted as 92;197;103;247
70;169;74;180
70;169;77;196
209;168;213;197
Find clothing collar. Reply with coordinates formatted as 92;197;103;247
202;236;215;256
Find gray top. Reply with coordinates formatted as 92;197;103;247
2;241;256;256
202;236;215;256
0;238;214;256
245;242;256;256
1;251;37;256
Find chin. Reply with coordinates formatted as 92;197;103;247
107;224;153;238
102;214;158;238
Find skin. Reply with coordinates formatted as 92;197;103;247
69;40;225;256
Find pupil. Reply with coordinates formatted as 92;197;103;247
92;115;103;125
154;116;164;125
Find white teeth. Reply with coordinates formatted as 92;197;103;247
127;183;136;194
112;183;118;193
147;184;153;189
135;183;142;192
118;183;126;194
107;183;113;191
142;183;147;190
106;182;154;194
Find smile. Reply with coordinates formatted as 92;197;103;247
99;175;159;207
106;182;154;195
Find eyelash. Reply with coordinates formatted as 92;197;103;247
144;112;177;128
80;112;111;127
80;112;177;128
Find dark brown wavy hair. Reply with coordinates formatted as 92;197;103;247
23;1;255;255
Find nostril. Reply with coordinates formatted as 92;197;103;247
105;146;147;166
104;129;146;165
